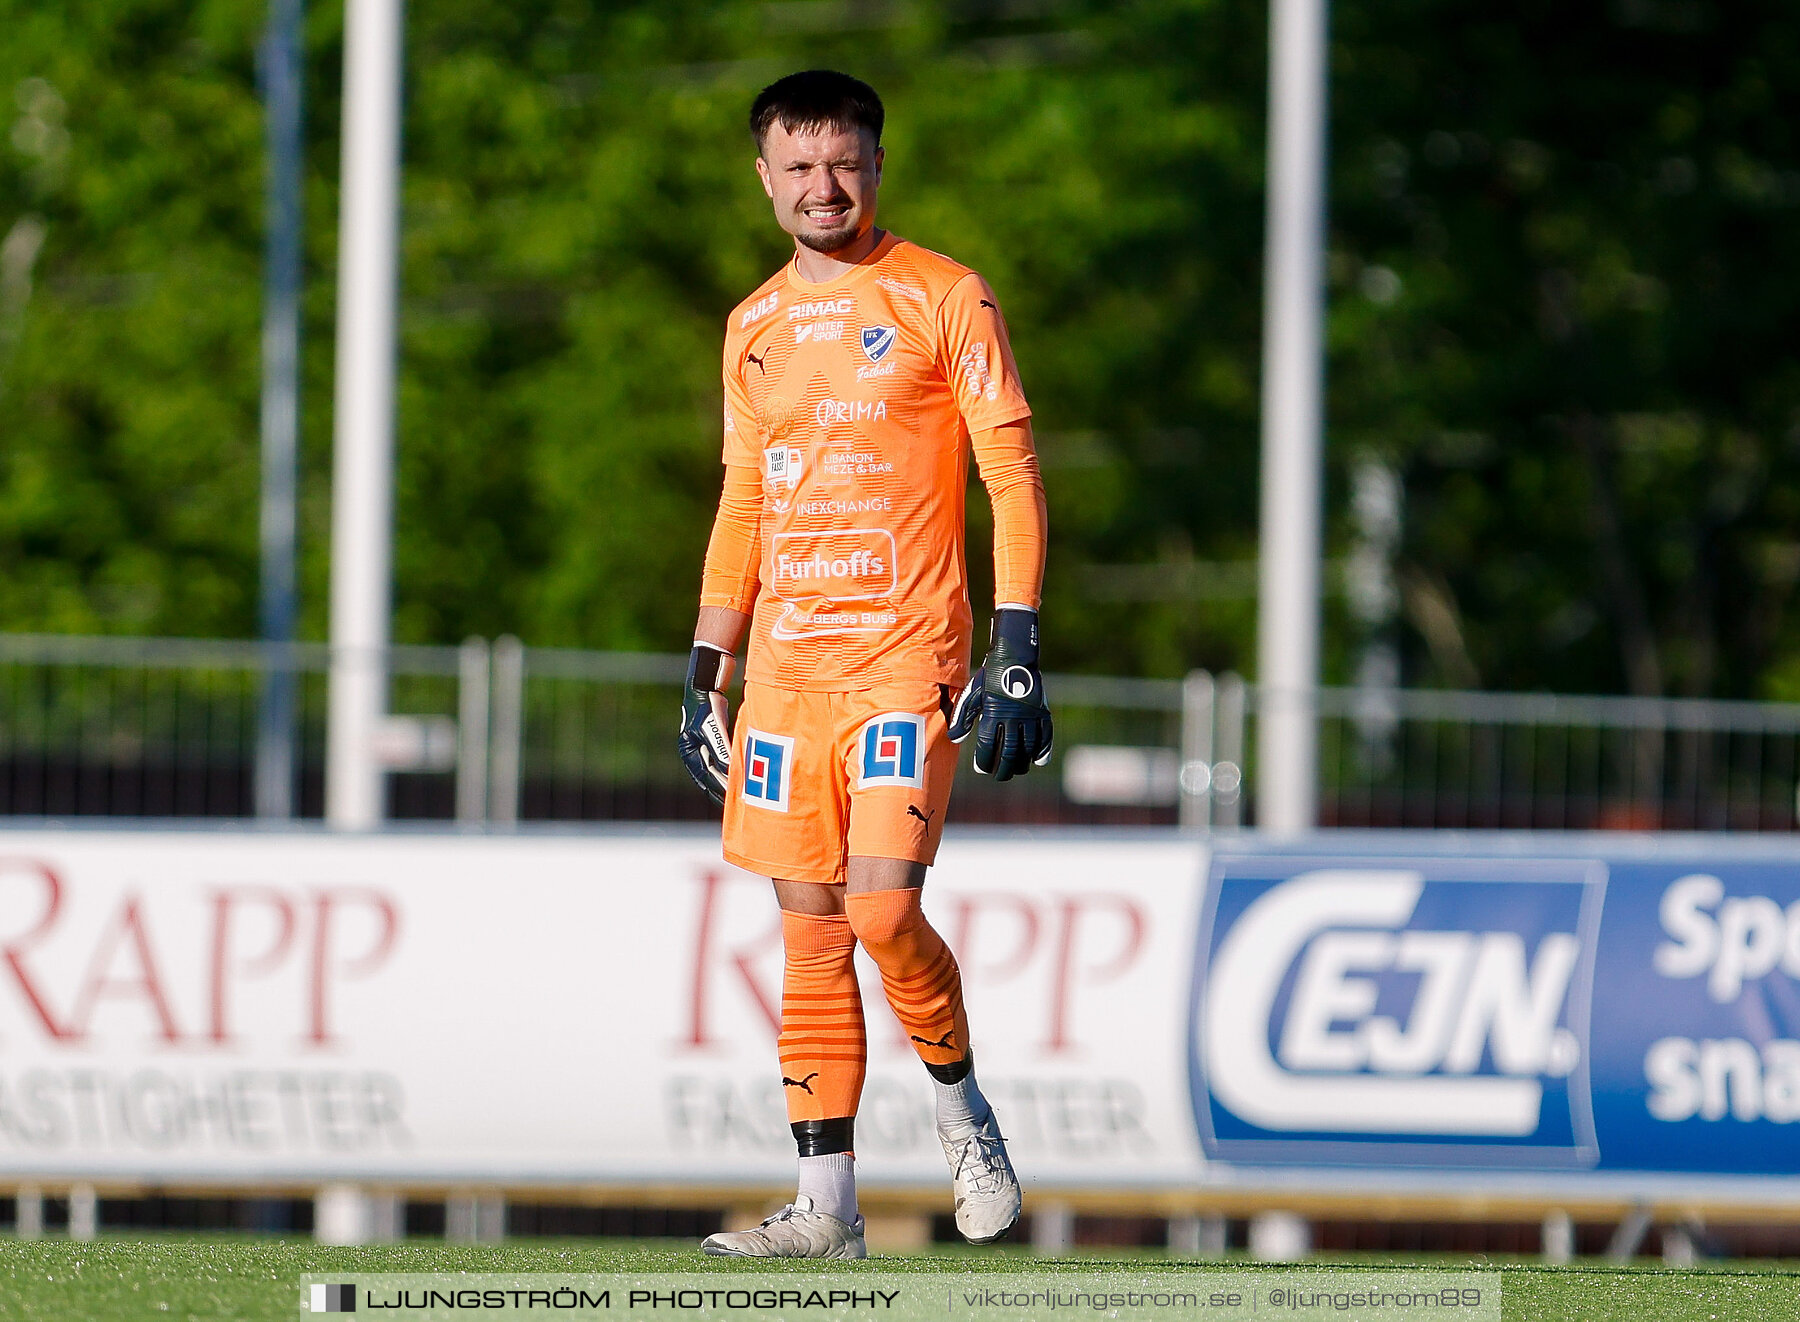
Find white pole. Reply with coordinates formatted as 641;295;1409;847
1255;0;1328;834
326;0;404;830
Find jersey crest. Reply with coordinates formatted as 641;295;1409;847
861;324;897;363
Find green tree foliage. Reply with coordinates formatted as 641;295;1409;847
1331;0;1800;697
0;2;268;634
2;0;1799;697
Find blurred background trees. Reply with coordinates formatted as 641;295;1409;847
2;0;1798;698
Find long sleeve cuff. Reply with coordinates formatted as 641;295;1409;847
972;421;1047;610
698;463;763;612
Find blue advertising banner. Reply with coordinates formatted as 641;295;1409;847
1191;842;1800;1178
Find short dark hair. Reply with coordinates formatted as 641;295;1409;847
749;70;883;152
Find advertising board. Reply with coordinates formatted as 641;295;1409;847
0;826;1794;1200
1194;838;1800;1196
0;829;1198;1187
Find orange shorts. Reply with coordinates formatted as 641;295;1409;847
722;679;959;885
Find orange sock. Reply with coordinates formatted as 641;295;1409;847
777;910;866;1125
844;888;971;1069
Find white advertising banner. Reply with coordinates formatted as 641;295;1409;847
0;828;1207;1188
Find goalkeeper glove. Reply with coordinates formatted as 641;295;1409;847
678;642;735;806
948;607;1054;781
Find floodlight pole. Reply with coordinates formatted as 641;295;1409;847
255;0;303;820
1255;0;1328;834
326;0;404;830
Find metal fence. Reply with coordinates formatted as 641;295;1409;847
0;634;474;820
0;634;1193;827
486;643;1194;827
3;631;1799;833
1307;686;1800;832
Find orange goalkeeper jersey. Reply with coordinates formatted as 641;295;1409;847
706;231;1038;691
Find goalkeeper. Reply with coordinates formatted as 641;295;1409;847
678;69;1051;1260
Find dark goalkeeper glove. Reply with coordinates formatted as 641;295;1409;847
948;607;1054;781
678;643;735;806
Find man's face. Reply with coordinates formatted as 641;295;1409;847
755;121;882;255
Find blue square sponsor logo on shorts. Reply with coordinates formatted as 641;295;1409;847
857;714;925;789
742;729;794;811
861;324;896;363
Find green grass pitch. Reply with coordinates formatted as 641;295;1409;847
0;1236;1795;1321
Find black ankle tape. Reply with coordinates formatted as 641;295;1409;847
925;1053;972;1085
792;1117;855;1156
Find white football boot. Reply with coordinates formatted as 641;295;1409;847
701;1196;867;1259
940;1108;1021;1243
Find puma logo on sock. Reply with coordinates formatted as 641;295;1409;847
782;1073;819;1094
910;1031;955;1050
